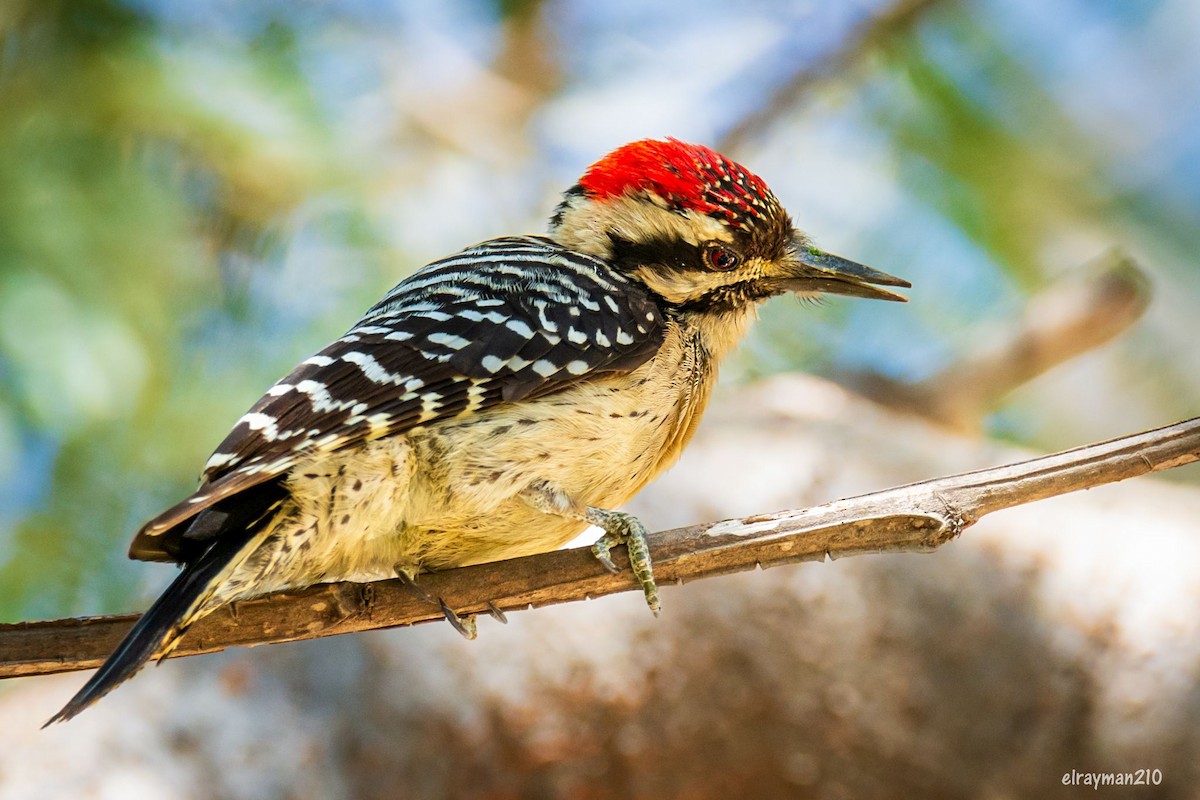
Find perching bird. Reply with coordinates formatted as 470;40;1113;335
48;138;908;724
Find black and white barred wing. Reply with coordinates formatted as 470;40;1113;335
133;236;667;556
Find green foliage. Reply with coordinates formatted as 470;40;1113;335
0;0;354;620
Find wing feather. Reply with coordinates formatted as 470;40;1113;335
132;236;666;557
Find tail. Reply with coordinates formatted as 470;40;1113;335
44;534;251;726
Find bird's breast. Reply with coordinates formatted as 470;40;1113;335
420;320;718;513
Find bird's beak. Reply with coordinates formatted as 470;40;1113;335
777;242;910;302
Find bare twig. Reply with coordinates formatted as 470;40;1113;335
719;0;944;153
1;416;1197;680
850;250;1151;432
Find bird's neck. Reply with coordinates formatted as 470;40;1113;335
668;303;758;366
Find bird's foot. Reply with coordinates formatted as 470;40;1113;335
585;508;660;616
396;563;495;639
394;566;435;604
485;601;508;624
439;598;477;640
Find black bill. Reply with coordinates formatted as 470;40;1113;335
781;245;911;302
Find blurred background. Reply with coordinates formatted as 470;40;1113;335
2;0;1199;797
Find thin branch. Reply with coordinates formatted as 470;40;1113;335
850;250;1152;432
718;0;944;154
2;417;1197;680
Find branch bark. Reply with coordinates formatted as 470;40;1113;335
2;416;1197;680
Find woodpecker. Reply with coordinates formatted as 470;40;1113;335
48;138;908;724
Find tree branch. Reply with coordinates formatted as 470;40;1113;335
718;0;944;153
2;416;1197;680
849;250;1152;431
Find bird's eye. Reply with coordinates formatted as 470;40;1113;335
705;245;740;272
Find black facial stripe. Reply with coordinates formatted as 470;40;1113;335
607;232;783;313
608;233;705;275
671;280;779;315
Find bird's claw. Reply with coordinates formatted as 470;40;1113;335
440;598;477;640
395;565;435;604
587;510;660;616
397;566;492;637
591;533;623;574
486;601;508;624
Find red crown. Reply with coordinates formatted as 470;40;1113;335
578;138;777;229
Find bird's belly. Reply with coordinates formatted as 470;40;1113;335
229;365;705;598
400;374;689;566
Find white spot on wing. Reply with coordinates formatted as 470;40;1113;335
506;319;534;338
342;351;410;386
204;452;238;471
240;412;280;440
426;332;471;350
460;309;507;324
344;401;371;424
314;434;341;449
294;379;364;414
533;300;557;332
463;382;487;414
412;310;452;322
418;391;443;422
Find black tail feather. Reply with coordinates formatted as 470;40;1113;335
44;534;249;726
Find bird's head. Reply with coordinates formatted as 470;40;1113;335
550;138;909;314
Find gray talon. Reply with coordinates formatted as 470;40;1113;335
395;567;435;604
486;601;508;624
591;533;622;573
440;598;477;640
